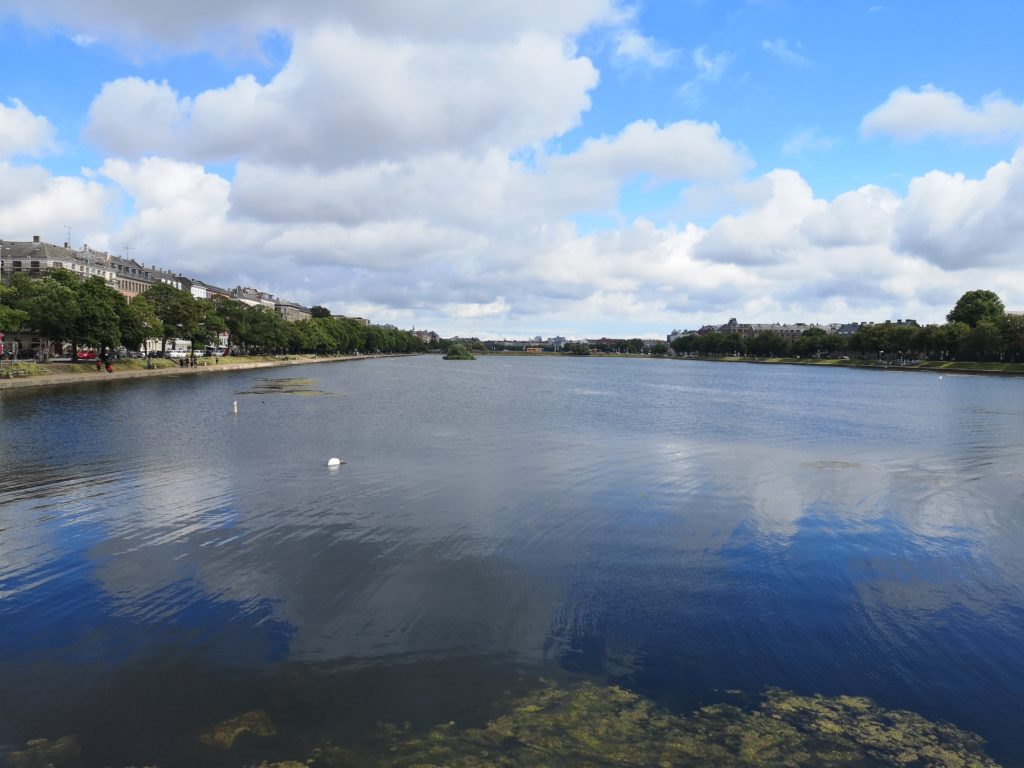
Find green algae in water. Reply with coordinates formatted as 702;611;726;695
237;377;338;396
345;682;1001;767
5;736;82;768
199;708;276;748
6;684;1001;767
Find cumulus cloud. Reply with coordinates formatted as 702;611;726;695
9;2;1024;335
892;147;1024;269
0;0;622;51
0;99;57;159
85;27;599;166
802;185;899;247
0;162;110;239
694;170;824;266
862;85;1024;141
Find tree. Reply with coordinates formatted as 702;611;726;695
12;273;80;357
1003;314;1024;362
310;305;332;318
0;284;28;334
748;331;788;357
961;320;1003;361
117;295;163;352
70;276;121;353
191;298;227;351
935;322;970;360
146;283;198;354
651;342;669;356
947;290;1005;328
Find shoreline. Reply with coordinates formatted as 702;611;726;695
0;354;404;391
675;355;1024;377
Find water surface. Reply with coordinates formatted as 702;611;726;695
1;357;1022;765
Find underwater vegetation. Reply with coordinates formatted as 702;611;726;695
4;682;1000;767
237;377;337;396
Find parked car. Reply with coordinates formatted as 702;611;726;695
165;350;187;359
76;351;97;360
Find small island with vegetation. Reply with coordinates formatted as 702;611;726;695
443;343;476;360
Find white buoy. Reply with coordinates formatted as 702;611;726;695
327;457;344;467
233;400;238;414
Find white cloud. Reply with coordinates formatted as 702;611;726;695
85;79;189;158
802;185;899;248
694;170;824;266
443;297;511;320
1;0;622;51
89;146;1024;335
0;99;57;159
544;119;752;189
613;30;677;68
85;27;599;166
761;38;811;66
0;162;110;240
892;147;1024;269
862;85;1024;141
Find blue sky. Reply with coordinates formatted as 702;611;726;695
1;1;1023;338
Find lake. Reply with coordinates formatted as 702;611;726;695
1;356;1022;766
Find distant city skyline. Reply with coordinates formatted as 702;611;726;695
1;1;1023;338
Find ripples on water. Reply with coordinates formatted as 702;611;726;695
1;357;1022;766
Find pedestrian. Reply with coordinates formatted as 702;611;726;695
95;358;102;372
105;362;113;374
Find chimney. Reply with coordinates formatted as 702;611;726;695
33;235;40;242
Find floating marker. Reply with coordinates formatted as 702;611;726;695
233;400;238;414
327;457;345;467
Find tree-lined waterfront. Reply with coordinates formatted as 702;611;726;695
0;270;425;359
671;290;1022;363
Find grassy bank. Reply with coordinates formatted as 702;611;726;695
0;354;390;389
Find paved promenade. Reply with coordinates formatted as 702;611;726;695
0;355;376;391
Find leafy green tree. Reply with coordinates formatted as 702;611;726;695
12;273;80;357
935;322;970;360
310;305;332;318
651;342;669;355
443;343;475;360
146;283;198;354
947;290;1005;327
670;335;694;355
961;320;1003;361
0;284;28;333
1003;314;1024;362
191;298;227;351
71;276;121;353
117;295;163;351
762;331;790;357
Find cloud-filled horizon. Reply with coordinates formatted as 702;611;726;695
1;1;1023;338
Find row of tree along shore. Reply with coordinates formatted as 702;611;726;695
669;291;1021;363
0;271;425;359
